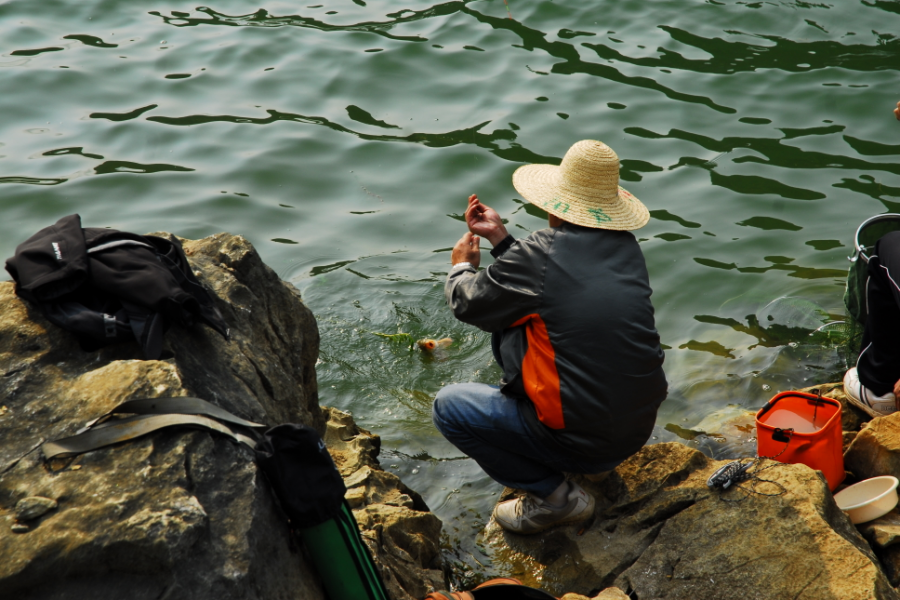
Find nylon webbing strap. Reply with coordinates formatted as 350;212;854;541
81;397;264;431
42;397;264;460
42;413;257;459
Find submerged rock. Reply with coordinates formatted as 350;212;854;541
485;442;896;600
0;232;442;600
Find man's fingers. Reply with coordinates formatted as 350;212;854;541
454;232;480;249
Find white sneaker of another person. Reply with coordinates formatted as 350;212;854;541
844;367;900;418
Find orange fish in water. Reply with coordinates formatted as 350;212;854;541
416;337;453;352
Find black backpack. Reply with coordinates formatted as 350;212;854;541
5;214;229;359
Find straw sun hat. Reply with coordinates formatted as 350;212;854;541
512;140;649;231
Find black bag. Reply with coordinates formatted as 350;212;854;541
254;424;347;528
5;214;229;359
845;213;900;325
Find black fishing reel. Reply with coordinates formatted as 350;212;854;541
707;459;755;490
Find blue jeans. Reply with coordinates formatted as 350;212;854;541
432;383;623;498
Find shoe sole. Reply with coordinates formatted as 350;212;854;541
843;369;889;419
844;391;884;420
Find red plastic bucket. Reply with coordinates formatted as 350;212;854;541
756;391;845;490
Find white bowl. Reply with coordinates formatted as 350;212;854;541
834;476;900;524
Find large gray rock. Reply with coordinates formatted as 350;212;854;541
0;233;443;600
485;442;897;600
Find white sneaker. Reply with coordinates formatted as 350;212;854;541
844;367;899;418
492;481;595;535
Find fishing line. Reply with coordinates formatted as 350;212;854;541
502;0;513;19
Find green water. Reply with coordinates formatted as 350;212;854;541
2;0;900;582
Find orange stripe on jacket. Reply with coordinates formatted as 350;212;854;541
511;314;565;429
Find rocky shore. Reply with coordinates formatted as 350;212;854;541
4;232;900;600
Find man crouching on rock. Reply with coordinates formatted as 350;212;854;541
433;140;668;534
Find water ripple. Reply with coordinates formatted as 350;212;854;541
63;34;117;48
90;104;158;122
146;108;557;164
584;25;900;74
93;161;193;175
10;47;63;56
149;5;438;42
627;127;900;178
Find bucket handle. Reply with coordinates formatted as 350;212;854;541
757;391;840;418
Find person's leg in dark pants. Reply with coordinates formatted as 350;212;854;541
858;232;900;394
432;382;617;534
847;231;900;416
432;382;566;497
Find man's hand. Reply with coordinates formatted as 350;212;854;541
893;377;900;398
451;232;481;269
895;100;900;121
465;194;509;247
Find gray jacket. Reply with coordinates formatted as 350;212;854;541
446;223;667;461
